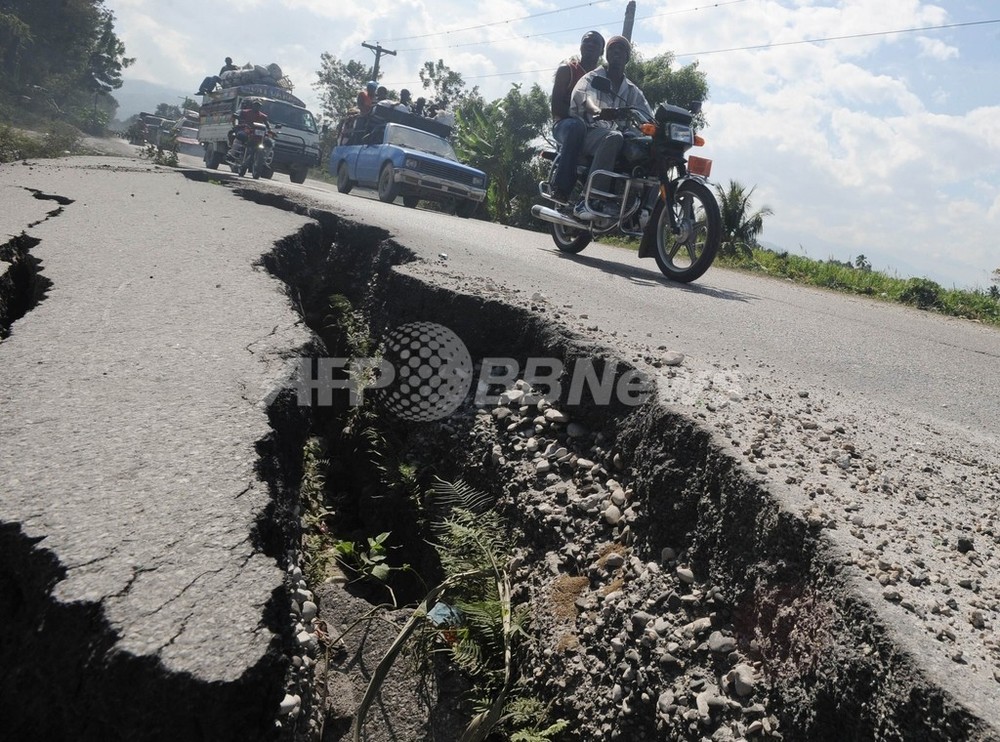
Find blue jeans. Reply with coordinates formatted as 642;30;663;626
552;117;586;197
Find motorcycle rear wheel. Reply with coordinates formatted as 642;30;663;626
551;222;592;254
653;180;721;283
252;149;264;179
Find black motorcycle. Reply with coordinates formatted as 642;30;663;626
532;77;722;283
229;121;276;180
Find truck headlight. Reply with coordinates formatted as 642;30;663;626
405;157;419;169
472;176;485;187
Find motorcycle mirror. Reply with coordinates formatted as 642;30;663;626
591;76;612;93
689;101;703;115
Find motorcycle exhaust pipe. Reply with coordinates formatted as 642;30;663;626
531;204;586;230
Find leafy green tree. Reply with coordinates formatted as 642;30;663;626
315;54;373;119
0;1;132;131
453;83;549;225
714;180;773;259
418;59;479;108
154;102;181;119
0;11;32;88
627;51;709;122
855;254;872;271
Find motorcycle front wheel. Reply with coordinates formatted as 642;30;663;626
551;222;592;254
252;148;263;179
654;179;721;283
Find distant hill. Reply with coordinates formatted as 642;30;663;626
113;77;194;120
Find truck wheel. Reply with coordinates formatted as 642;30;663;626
377;163;398;203
204;145;221;170
402;195;419;208
336;162;354;194
290;167;307;184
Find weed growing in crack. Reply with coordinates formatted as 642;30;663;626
351;478;568;742
138;143;178;167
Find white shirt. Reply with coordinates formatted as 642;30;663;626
569;67;652;128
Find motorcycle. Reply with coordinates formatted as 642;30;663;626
229;122;277;180
532;77;722;283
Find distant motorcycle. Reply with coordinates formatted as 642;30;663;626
229;122;276;179
532;77;722;283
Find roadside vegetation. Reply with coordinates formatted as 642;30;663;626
0;121;82;162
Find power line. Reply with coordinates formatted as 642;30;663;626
380;0;612;43
380;17;1000;89
394;0;752;53
674;17;1000;58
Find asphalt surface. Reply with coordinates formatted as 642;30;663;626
1;149;998;737
1;156;311;737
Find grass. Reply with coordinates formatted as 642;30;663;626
719;248;1000;327
600;234;1000;327
0;121;82;163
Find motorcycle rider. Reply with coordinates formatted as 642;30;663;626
550;30;605;203
228;99;269;160
569;35;651;220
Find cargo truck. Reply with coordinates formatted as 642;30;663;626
198;66;320;184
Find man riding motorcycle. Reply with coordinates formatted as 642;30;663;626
568;35;652;221
227;99;270;160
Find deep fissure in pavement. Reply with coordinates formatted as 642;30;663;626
243;186;990;741
0;232;51;339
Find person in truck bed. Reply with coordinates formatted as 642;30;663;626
356;81;377;115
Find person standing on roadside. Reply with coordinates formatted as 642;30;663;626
549;30;605;203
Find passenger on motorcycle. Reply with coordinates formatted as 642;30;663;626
550;30;605;203
569;35;651;221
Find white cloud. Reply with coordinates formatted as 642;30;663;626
915;36;959;60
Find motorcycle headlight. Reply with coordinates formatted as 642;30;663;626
405;157;419;169
669;124;693;144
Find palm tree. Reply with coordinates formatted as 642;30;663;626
714;180;773;259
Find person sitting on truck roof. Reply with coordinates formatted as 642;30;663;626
412;97;426;117
356;81;377;115
197;57;241;95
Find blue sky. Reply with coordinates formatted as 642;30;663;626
107;0;1000;289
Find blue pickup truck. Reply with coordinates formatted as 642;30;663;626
330;107;487;217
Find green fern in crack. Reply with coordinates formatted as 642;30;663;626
352;478;564;742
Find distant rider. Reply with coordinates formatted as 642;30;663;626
550;31;605;203
228;100;269;159
569;35;651;220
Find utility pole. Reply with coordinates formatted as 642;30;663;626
622;1;636;41
362;42;397;82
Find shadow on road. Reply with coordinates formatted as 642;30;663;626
547;248;757;303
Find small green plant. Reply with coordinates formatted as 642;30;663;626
334;531;393;582
351;479;566;742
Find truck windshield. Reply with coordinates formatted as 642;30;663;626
387;125;457;160
261;101;317;133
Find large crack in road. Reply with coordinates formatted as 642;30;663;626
0;161;995;741
240;182;997;741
